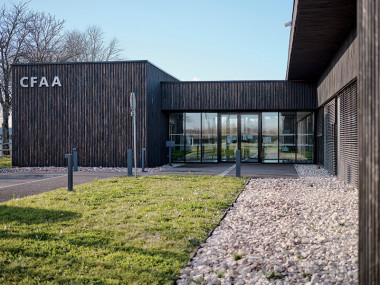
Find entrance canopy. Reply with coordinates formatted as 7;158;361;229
286;0;356;81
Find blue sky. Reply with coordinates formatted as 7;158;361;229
12;0;294;81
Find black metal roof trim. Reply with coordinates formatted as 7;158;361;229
286;0;356;81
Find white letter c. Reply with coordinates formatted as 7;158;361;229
20;77;28;87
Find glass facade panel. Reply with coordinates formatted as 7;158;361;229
185;113;201;162
297;112;314;163
169;111;314;164
169;113;185;162
202;113;218;162
221;114;238;161
262;112;279;162
241;114;259;162
279;112;296;163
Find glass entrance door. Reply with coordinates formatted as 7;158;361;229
262;112;279;162
241;114;259;162
221;114;238;161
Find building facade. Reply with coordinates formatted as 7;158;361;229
12;61;178;167
12;63;317;168
12;0;358;189
12;0;380;280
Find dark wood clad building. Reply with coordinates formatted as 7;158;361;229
9;0;360;187
287;0;358;186
11;0;380;280
358;0;380;282
288;0;380;282
12;61;178;167
12;63;317;167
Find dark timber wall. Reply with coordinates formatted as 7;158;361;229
12;61;176;167
358;0;380;282
317;27;358;107
314;26;359;187
161;81;316;111
146;63;178;166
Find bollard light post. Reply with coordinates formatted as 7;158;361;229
236;150;241;178
130;92;137;178
142;148;147;172
65;154;73;191
127;149;133;176
73;148;78;172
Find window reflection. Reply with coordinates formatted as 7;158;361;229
262;112;279;162
169;112;218;162
279;112;296;163
241;114;259;162
297;112;314;163
202;113;218;162
221;114;238;161
169;113;184;162
185;113;201;162
169;111;314;164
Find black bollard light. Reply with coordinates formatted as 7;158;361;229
65;154;73;191
127;149;132;176
73;148;78;172
142;148;147;172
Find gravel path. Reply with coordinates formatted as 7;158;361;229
177;165;358;285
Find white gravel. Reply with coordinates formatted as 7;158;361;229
177;165;358;285
0;163;183;174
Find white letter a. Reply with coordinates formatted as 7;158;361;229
52;76;61;87
39;77;49;87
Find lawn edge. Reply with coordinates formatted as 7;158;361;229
174;177;251;283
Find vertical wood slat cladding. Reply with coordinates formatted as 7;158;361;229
161;81;316;111
337;81;358;187
12;61;150;167
358;0;380;283
146;63;179;167
317;27;358;107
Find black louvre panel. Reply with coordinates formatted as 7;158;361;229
324;99;336;173
338;81;358;187
316;107;324;165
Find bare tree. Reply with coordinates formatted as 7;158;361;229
63;25;122;62
22;12;65;63
0;2;31;155
0;3;123;158
60;30;87;62
104;38;121;61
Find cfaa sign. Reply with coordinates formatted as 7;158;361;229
20;76;61;88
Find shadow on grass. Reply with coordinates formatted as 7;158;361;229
0;205;80;225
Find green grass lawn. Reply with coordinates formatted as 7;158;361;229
0;157;12;168
0;175;246;284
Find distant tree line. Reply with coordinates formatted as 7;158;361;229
0;2;123;155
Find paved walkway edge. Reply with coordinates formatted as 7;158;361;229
219;165;236;177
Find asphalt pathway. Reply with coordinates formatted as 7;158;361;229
0;172;124;203
152;163;299;178
0;164;298;203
